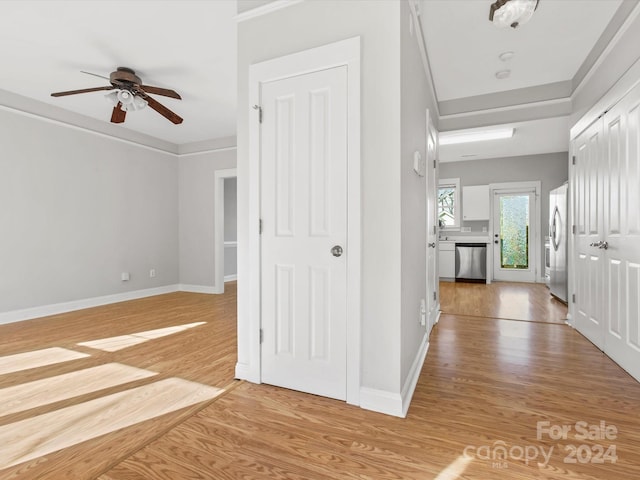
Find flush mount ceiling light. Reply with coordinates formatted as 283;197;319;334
439;127;514;146
490;0;539;29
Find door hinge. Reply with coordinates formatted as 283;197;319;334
433;225;436;235
253;104;263;123
572;294;576;304
259;218;263;234
433;159;436;169
572;225;576;235
572;155;576;165
260;328;264;344
433;291;437;301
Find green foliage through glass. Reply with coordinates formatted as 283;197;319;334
499;195;529;269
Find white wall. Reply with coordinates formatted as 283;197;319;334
237;0;404;396
178;148;237;289
0;108;178;313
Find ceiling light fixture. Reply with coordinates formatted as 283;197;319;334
439;127;514;146
495;69;511;79
490;0;539;29
498;51;515;62
105;89;148;112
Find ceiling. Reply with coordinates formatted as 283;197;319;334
419;0;629;162
0;0;635;158
0;1;237;147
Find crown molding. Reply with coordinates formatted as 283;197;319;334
235;0;304;22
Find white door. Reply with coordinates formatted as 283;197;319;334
597;81;640;380
572;119;605;349
260;66;348;400
426;110;438;331
492;189;537;282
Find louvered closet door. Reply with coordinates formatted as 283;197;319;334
260;66;348;400
601;81;640;381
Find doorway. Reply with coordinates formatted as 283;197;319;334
214;168;237;293
491;184;539;283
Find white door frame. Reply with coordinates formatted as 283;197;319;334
489;181;542;283
245;37;361;405
214;168;237;293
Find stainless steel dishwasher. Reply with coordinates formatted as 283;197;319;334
455;243;487;283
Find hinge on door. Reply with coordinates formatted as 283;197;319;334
433;225;436;235
433;291;437;301
572;155;576;165
572;294;576;304
259;219;263;234
253;104;263;123
433;159;436;169
572;225;576;235
260;328;264;344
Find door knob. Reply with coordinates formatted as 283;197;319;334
494;240;499;244
331;245;344;257
599;241;609;250
428;242;436;248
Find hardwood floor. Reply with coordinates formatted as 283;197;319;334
3;280;640;479
440;280;569;323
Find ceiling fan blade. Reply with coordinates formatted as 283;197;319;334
139;85;181;99
80;70;110;81
142;94;183;124
51;86;114;97
111;103;126;123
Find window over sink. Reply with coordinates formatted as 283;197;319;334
438;177;460;230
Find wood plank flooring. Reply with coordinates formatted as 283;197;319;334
440;280;568;323
3;280;640;479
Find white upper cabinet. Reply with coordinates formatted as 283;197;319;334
462;185;490;221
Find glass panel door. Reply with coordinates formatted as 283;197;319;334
493;190;536;282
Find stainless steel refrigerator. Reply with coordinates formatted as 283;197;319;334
549;183;568;303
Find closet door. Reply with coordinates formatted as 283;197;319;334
602;81;640;382
572;119;605;350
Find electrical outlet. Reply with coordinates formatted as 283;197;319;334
149;269;156;278
121;272;130;282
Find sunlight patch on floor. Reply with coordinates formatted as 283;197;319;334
77;321;206;352
0;363;157;417
0;347;89;376
434;455;473;480
0;377;222;470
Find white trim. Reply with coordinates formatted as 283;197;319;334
438;177;461;230
359;334;430;417
0;285;180;326
224;241;238;247
438;97;571;121
235;0;304;22
401;334;430;417
571;2;640;102
178;146;237;158
489;181;542;283
214;168;238;294
178;284;218;294
224;274;238;282
242;36;361;406
408;1;440;118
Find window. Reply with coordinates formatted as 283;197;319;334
438;178;460;229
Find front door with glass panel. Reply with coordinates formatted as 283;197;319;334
492;190;537;282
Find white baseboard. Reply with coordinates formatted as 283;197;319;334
178;284;222;294
235;362;260;383
0;284;181;326
360;333;430;418
224;274;238;282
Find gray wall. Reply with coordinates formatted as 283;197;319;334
439;152;569;276
178;149;236;288
237;0;404;394
400;0;439;392
224;177;237;277
0;108;178;313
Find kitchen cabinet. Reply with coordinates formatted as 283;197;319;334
439;241;455;279
462;185;490;221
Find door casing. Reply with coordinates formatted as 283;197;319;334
243;37;361;405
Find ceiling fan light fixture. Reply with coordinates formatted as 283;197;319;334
490;0;539;29
105;89;147;112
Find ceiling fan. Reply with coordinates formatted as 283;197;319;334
51;67;183;125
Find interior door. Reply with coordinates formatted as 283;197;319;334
260;66;348;400
492;189;537;282
426;110;438;331
572;119;605;349
600;81;640;380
